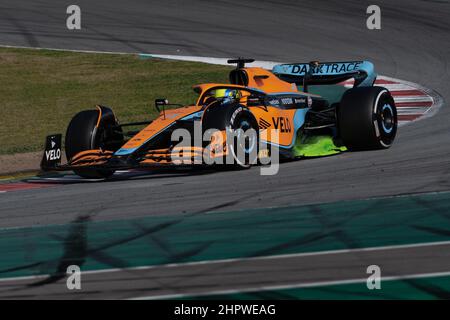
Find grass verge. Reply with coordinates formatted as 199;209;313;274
0;47;231;155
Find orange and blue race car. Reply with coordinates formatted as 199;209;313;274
41;58;397;178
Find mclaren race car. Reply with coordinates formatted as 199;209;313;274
41;58;397;178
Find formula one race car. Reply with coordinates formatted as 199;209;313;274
41;58;397;178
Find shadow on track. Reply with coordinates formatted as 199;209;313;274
25;166;219;185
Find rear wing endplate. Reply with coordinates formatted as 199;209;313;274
272;61;376;88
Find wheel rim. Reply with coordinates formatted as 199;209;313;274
376;94;397;148
380;103;394;134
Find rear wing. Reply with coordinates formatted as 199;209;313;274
272;61;376;88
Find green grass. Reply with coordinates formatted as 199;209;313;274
0;48;231;154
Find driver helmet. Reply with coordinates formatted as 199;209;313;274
213;88;241;100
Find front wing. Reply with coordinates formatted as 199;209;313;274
41;145;213;172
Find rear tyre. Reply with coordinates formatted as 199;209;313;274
337;86;397;150
65;109;122;179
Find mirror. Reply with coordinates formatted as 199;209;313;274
155;98;168;112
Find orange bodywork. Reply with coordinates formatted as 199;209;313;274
121;68;303;155
67;65;312;168
250;107;298;147
118;105;201;152
70;149;113;167
244;67;298;93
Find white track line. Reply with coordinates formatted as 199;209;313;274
2;240;450;283
139;53;280;69
133;270;450;300
0;44;133;55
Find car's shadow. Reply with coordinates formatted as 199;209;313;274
23;157;303;185
24;166;220;185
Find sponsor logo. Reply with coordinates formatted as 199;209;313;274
45;136;61;162
281;97;294;105
45;148;61;161
269;97;306;107
272;117;291;133
294;97;306;104
230;107;243;125
268;99;280;105
289;62;362;75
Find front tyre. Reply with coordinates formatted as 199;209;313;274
338;86;397;150
202;104;259;168
65;107;123;179
227;107;259;168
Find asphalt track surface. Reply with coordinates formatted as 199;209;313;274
2;242;450;299
0;0;450;299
